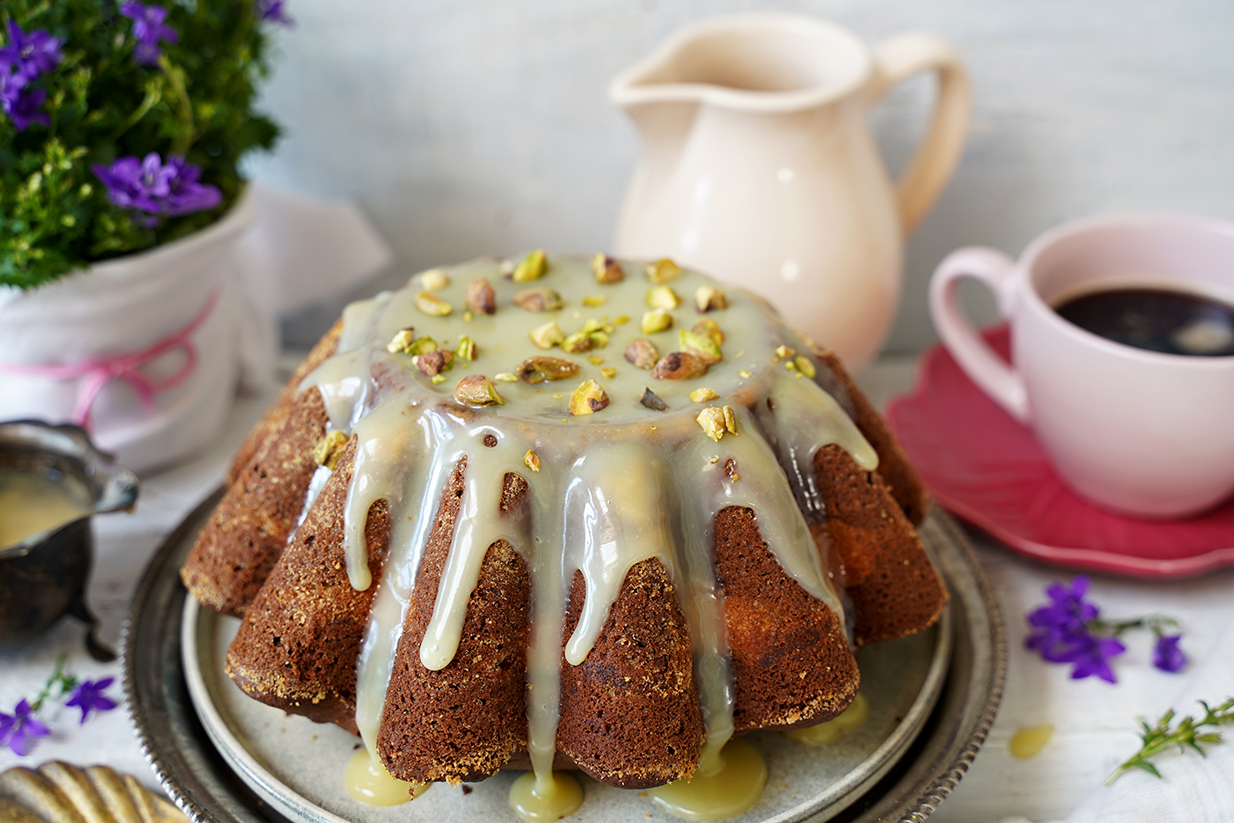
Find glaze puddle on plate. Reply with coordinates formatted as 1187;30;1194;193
887;326;1234;578
183;581;951;823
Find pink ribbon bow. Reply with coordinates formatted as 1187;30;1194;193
0;289;221;430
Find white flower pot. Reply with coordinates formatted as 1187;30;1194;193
0;192;274;473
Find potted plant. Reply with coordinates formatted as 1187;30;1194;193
0;0;290;471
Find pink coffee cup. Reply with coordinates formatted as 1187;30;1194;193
929;213;1234;519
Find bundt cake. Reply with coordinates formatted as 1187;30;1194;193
181;252;945;813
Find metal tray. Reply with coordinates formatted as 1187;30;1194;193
123;491;1004;823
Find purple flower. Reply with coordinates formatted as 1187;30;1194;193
257;0;294;26
1152;635;1186;673
92;153;222;218
1025;576;1099;661
0;70;48;132
0;700;51;756
65;678;118;724
1065;633;1126;683
119;2;179;65
0;20;63;79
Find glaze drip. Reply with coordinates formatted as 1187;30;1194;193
301;254;878;790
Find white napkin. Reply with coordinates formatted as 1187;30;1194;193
1054;617;1234;823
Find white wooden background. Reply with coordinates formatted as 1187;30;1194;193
244;0;1234;353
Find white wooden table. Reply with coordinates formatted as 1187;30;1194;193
3;355;1232;823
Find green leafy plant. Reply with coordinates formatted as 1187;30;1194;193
1108;697;1234;784
1;0;284;290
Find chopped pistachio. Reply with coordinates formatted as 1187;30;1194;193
695;285;729;313
494;372;519;383
723;405;738;435
518;356;581;384
454;375;503;406
582;295;606;308
646;285;681;310
696;407;727;442
312;430;349;469
456;335;478;361
587;355;605;365
386;327;416;354
651;351;708;380
639;388;668;411
524;450;542;472
561;330;593;354
709;456;719;464
600;367;617;379
691;318;725;345
613;314;631;325
512;249;548;282
644;257;682;284
463;311;474;322
592;252;624;284
414;349;454;377
624;338;659;370
680;329;723;364
407;336;438;356
794;355;816;378
569;379;610;416
415;291;453;317
690;387;720;403
640;308;673;334
774;344;797;360
431;374;447;385
421;268;450;291
738;369;753;379
530;321;565;350
785;359;797;371
466;277;497;315
513;287;563;312
587;330;610;349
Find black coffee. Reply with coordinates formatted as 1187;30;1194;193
1054;287;1234;357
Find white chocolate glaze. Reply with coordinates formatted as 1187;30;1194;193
301;254;878;798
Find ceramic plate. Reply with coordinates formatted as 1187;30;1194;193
123;491;1005;823
886;326;1234;578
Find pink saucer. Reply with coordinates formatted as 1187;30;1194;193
886;326;1234;578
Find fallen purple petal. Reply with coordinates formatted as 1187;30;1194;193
65;677;118;724
1152;635;1186;674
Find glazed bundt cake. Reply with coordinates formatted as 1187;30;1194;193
181;252;945;803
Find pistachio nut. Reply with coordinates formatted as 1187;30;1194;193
561;330;593;354
421;269;450;291
592;252;624;284
414;348;455;377
454;375;504;407
569;379;610;416
691;318;725;345
639;388;668;411
530;320;565;350
518;356;581;384
696;407;727;442
689;387;720;403
456;335;478;361
415;290;453;317
640;308;673;334
524;449;542;472
793;355;816;378
312;430;350;470
651;351;708;380
512;249;548;282
513;287;563;312
466;277;497;315
386;327;416;354
644;257;682;284
646;285;681;310
695;285;729;313
624;338;659;370
680;329;723;365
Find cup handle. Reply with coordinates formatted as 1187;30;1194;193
928;247;1031;424
869;33;972;236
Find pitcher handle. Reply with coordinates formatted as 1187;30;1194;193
869;32;972;236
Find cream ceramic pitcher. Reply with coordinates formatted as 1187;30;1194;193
611;14;970;370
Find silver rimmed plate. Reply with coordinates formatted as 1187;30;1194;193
124;492;1004;823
